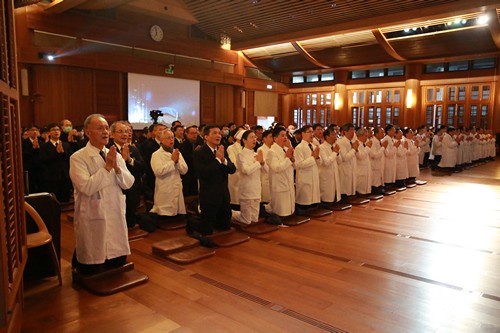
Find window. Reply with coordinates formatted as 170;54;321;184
470;105;477;126
426;88;434;102
359;92;365;103
457;105;464;127
369;68;384;78
425;63;445;73
393;107;400;126
368;107;374;126
352;92;358;104
376;107;381;126
447;105;455;126
306;95;311;105
426;106;433;126
458;86;466;101
292;76;304;84
385;90;392;103
306;75;319;83
480;105;488;128
435;106;442;127
394;90;400;103
436;88;444;101
311;94;317;105
306;109;311;124
387;66;404;76
321;73;334;81
375;90;382;103
368;91;375;104
448;61;469;71
320;109;325;125
320;94;325;105
482;86;490;100
448;87;456;101
472;58;495;69
471;86;479;100
385;107;392;126
312;109;317;123
352;107;358;127
326;93;332;104
351;70;367;79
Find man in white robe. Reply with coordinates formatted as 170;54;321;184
319;128;342;203
430;126;446;169
257;129;273;203
355;128;372;195
150;129;188;217
438;126;460;170
403;127;420;183
265;127;295;217
369;127;387;194
338;123;359;199
382;124;397;187
70;114;134;274
227;129;244;206
294;125;321;207
394;128;408;188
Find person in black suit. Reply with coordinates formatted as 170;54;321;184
22;124;45;194
252;125;264;152
193;124;236;235
179;125;200;196
39;123;73;203
139;123;167;201
109;121;145;228
173;124;185;149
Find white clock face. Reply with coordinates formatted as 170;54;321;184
150;25;163;42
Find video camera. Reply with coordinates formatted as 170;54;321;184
150;109;163;124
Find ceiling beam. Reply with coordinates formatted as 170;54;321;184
371;29;406;61
233;1;500;50
487;9;500;49
44;0;89;14
291;42;330;69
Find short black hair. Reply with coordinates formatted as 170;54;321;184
272;126;286;138
203;124;220;136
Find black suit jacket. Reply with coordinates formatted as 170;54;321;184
39;141;72;182
193;144;236;206
179;139;199;196
139;138;160;199
22;137;46;193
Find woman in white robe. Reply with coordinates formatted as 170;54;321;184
235;131;264;224
227;130;244;205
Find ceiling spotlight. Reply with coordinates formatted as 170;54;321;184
412;27;417;31
461;19;467;24
477;14;489;25
404;28;410;32
447;21;452;26
454;18;460;24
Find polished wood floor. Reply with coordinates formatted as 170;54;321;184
23;160;500;333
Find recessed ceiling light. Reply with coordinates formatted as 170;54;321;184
477;14;489;25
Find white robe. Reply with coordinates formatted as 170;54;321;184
355;142;372;194
150;147;188;216
416;133;430;165
70;142;134;265
369;137;385;187
266;144;295;216
438;133;458;168
237;147;262;200
227;141;242;204
431;135;443;159
257;144;271;202
405;138;420;178
294;141;321;205
381;135;396;184
319;142;342;202
338;136;357;196
395;141;408;180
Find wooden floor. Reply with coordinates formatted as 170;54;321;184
23;160;500;333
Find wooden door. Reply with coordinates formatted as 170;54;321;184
1;1;27;332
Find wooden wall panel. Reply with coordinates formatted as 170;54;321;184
200;82;216;125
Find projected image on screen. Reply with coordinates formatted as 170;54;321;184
128;73;200;129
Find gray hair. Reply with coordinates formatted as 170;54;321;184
110;120;130;133
356;127;368;137
157;129;173;140
83;114;106;129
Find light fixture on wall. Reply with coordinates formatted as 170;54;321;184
334;92;342;110
220;33;231;50
406;89;414;108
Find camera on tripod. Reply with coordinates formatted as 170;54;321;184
150;109;163;124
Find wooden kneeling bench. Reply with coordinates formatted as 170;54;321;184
282;215;310;226
206;228;250;247
152;236;215;264
347;196;370;205
72;262;148;296
231;218;280;234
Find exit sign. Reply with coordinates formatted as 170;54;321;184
165;64;174;75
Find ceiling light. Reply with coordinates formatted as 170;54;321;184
404;28;410;32
454;18;460;24
477;14;489;25
412;27;417;31
461;19;467;24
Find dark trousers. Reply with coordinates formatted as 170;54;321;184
200;201;232;235
431;155;442;169
72;251;127;275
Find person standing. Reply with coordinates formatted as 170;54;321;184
257;129;273;203
337;123;359;199
265;127;295;217
369;127;388;195
70;114;134;274
294;125;321;208
382;124;397;188
179;125;201;196
40;123;73;203
355;127;372;195
109;121;145;228
150;129;188;217
319;128;342;204
193;125;236;235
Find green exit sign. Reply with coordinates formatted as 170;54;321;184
165;65;174;75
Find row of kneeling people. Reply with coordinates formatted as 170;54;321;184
149;122;495;228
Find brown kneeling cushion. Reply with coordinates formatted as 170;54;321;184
166;247;215;264
327;202;352;211
152;236;199;256
72;262;148;296
282;215;310;226
348;197;370;205
231;218;279;234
